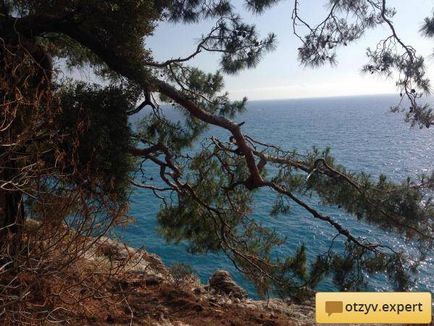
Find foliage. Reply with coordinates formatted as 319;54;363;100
293;0;433;127
169;263;198;286
57;82;137;202
1;2;434;322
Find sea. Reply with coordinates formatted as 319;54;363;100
117;94;434;298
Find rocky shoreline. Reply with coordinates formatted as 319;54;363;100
82;237;427;326
85;236;315;325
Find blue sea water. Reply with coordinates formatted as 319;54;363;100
118;94;434;297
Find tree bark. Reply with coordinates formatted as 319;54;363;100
0;146;25;257
8;14;264;189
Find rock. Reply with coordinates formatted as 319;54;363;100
208;270;247;299
97;241;130;261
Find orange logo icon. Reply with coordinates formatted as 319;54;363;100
325;301;343;316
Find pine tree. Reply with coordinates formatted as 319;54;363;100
0;0;433;305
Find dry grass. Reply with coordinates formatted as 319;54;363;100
1;226;309;325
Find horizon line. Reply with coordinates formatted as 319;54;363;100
244;93;400;103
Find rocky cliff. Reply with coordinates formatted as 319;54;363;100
81;237;315;325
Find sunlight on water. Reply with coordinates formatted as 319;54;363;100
118;95;434;297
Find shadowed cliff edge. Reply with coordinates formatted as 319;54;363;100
8;220;431;325
58;234;426;326
81;236;315;325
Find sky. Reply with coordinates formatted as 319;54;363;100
146;0;434;101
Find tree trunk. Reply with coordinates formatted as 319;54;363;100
0;32;25;259
0;149;24;258
0;189;24;249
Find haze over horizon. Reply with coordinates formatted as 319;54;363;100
147;0;434;101
243;92;400;102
